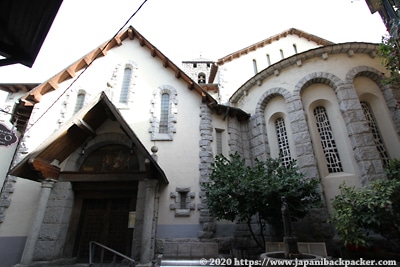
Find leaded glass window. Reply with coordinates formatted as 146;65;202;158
361;101;389;167
74;91;85;114
159;93;169;133
120;67;132;103
275;117;291;166
314;106;343;173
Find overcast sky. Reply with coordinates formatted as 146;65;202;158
0;0;388;84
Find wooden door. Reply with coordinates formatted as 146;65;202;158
75;198;133;261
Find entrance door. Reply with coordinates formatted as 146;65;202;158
74;198;134;261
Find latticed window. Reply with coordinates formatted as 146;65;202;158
314;106;343;173
275;117;291;166
216;129;223;155
74;91;85;114
361;101;389;167
120;67;132;103
159;93;170;133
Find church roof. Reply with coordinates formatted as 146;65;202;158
217;28;334;65
11;26;249;131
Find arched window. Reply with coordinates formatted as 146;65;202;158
266;54;271;66
74;90;86;114
159;93;170;133
293;44;298;54
198;72;206;84
275;117;291;166
149;85;178;141
252;59;258;74
280;49;284;59
120;67;132;103
314;106;343;173
361;101;389;167
80;144;139;172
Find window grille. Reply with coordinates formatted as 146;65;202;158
361;101;389;167
216;129;223;155
275;117;291;166
120;67;132;103
159;93;169;133
314;106;343;173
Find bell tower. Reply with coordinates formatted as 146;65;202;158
181;56;219;95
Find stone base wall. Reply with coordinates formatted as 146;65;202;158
34;182;74;261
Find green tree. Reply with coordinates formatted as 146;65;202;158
330;159;400;249
203;153;321;249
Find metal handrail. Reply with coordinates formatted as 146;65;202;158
89;241;135;266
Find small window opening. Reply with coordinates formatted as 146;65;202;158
280;49;284;59
198;73;206;84
180;192;188;209
252;59;258;74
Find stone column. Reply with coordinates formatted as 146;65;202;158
20;179;56;265
140;179;158;265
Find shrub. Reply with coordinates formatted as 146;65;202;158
203;153;321;249
330;159;400;249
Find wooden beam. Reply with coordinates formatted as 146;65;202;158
29;157;60;180
59;172;149;182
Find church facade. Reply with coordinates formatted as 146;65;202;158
0;26;398;266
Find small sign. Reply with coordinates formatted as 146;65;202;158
0;123;18;147
128;212;136;228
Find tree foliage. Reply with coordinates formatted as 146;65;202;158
203;153;321;248
330;159;400;249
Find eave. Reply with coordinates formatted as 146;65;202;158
217;28;334;65
9;92;169;184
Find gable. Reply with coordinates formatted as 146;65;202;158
217;28;333;65
10;26;248;132
9;92;168;184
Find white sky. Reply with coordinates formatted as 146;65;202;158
0;0;389;84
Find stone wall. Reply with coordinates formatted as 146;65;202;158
34;182;74;261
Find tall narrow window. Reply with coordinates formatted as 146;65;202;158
275;117;291;166
293;44;298;53
159;93;170;133
74;91;85;114
280;49;284;59
120;67;132;103
216;129;223;155
314;106;343;173
266;54;271;66
180;192;188;209
252;59;258;74
361;101;389;167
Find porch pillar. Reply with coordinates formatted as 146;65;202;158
140;179;158;264
20;179;57;265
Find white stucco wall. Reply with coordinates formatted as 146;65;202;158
218;35;324;103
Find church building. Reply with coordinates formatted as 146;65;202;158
0;25;398;266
